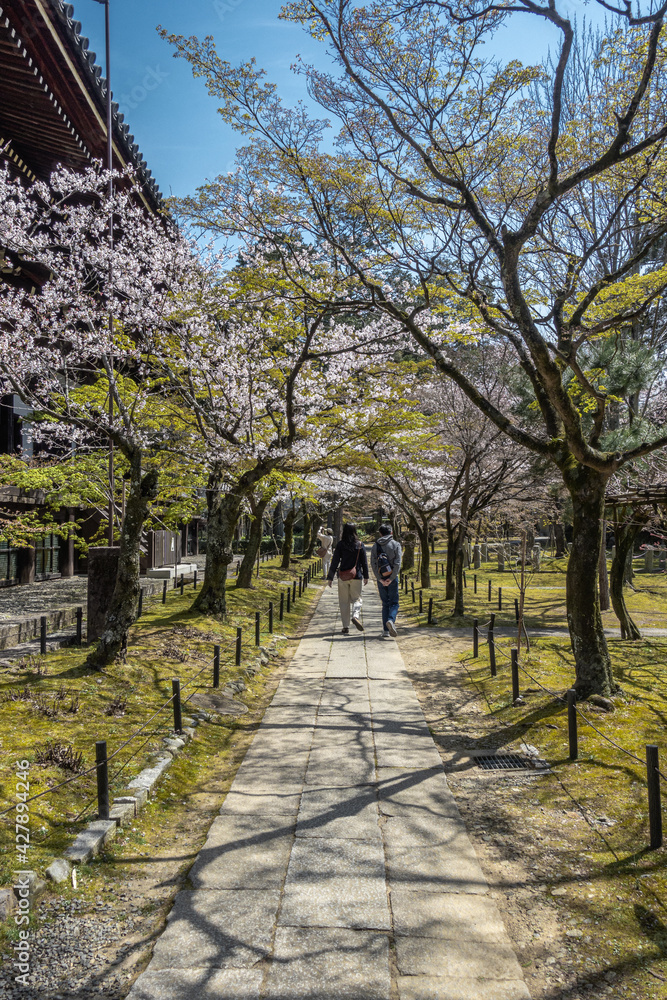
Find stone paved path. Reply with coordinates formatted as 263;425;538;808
126;583;532;1000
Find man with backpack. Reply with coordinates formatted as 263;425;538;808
371;524;402;639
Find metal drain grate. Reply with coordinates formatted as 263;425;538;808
475;753;533;770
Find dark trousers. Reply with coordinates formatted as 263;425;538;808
378;579;399;629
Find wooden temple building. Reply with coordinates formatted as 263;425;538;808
0;0;176;585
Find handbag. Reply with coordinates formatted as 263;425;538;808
339;545;360;581
316;545;328;559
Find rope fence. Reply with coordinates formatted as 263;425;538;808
468;616;666;851
4;557;322;831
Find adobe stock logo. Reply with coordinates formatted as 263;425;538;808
119;66;169;112
213;0;245;23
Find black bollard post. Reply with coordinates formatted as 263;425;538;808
411;581;415;603
647;744;663;849
441;562;444;577
298;577;302;598
180;574;184;596
162;579;167;604
255;611;260;646
172;679;182;733
76;606;83;645
473;619;478;658
498;587;503;611
474;574;477;594
95;740;109;820
292;581;297;603
463;571;467;589
435;561;438;576
511;648;520;703
488;621;497;677
236;627;242;667
213;645;220;688
40;616;47;655
488;580;492;601
280;592;285;621
287;587;291;613
194;570;198;590
137;589;143;619
428;597;433;625
514;597;519;623
567;689;578;760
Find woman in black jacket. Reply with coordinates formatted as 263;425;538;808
327;523;369;634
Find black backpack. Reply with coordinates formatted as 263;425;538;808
376;544;393;579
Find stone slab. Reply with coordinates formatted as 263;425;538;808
109;801;136;827
220;790;302;817
390;890;511;940
150;889;279;970
397;980;531;1000
377;767;461;819
279;838;389;930
385;843;488;894
296;785;381;840
382;815;471;849
126;968;263;1000
395;936;526;980
189;816;294;890
265;927;391;1000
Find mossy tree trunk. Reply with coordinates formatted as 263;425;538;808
281;503;296;569
87;449;158;668
237;496;269;588
402;530;416;573
194;463;275;616
563;464;617;698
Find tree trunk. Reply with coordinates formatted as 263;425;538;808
598;519;610;612
564;465;617;697
445;512;455;600
402;530;416;573
87;450;157;668
416;521;431;588
610;522;642;640
237;497;269;588
301;501;311;559
554;520;566;558
281;504;295;569
305;513;323;558
193;479;241;617
452;525;465;616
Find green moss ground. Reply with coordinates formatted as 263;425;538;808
0;556;320;909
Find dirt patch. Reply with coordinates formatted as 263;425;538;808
397;624;667;1000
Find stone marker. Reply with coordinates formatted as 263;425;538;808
531;543;541;572
87;546;121;642
473;544;481;570
645;547;654;573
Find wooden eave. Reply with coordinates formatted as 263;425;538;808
0;0;161;210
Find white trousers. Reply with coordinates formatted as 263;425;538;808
337;577;363;628
322;552;332;578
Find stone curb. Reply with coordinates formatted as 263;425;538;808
48;714;201;875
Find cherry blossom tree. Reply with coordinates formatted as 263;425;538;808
0;162;196;665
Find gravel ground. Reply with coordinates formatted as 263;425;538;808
0;895;146;999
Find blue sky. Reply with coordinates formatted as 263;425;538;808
76;0;598;200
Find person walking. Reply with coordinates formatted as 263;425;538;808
317;527;334;579
371;524;402;639
327;523;369;634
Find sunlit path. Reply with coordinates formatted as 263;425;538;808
126;582;531;1000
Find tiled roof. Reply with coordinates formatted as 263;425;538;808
50;0;162;208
